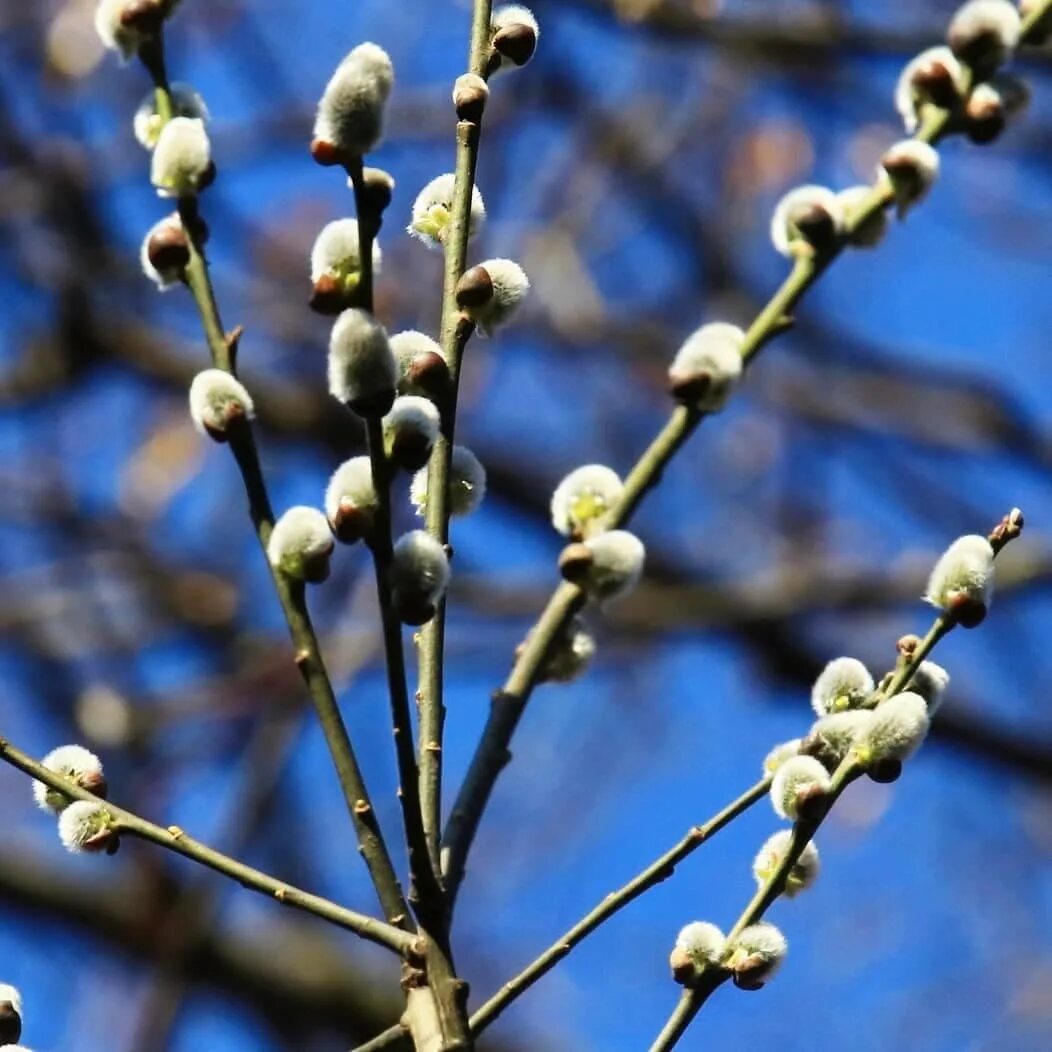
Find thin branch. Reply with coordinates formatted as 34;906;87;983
469;777;770;1036
648;987;709;1052
141;34;412;930
417;0;495;885
0;736;413;955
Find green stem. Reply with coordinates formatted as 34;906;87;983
0;736;412;955
649;988;709;1052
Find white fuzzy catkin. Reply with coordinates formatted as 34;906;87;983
382;396;441;470
391;531;451;624
881;140;940;217
726;922;788;986
763;738;801;775
408;173;486;250
752;830;820;897
770;755;832;820
188;369;254;440
803;710;871;770
924;534;995;621
463;258;530;335
267;507;334;582
151;116;211;198
580;530;645;602
139;213;187;290
411;445;487;518
95;0;181;59
674;922;726;967
550;464;623;537
837;185;889;248
667;323;744;411
770;185;844;257
854;692;930;764
313;43;394;156
134;83;208;149
310;219;382;286
909;661;951;714
33;745;104;813
948;0;1021;64
895;47;965;133
493;4;540;35
58;799;113;853
810;657;874;716
325;457;378;543
328;309;397;417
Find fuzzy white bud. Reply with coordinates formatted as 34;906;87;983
390;330;450;400
325;457;378;544
725;922;788;989
752;830;820;898
408;173;486;250
550;464;623;538
801;710;871;771
188;369;254;441
810;657;874;716
310;219;382;293
151;116;211;199
948;0;1021;70
312;43;394;159
924;533;995;626
134;83;208;149
58;799;115;853
391;530;451;625
33;745;106;814
383;396;441;472
140;212;189;290
670;921;726;983
880;140;940;218
770;755;832;820
895;48;966;133
763;739;801;776
837;186;889;249
267;507;334;583
411;445;487;518
95;0;181;60
909;661;951;714
770;185;844;257
491;6;540;71
854;692;930;766
328;309;397;418
561;530;645;602
458;258;530;335
667;323;744;410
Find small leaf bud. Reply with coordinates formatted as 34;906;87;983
324;456;378;544
770;185;844;257
770;755;832;821
150;116;212;199
880;140;940;218
837;186;889;249
0;984;22;1045
188;369;254;442
725;922;787;990
409;173;486;250
800;711;871;772
267;507;334;583
33;745;106;814
134;82;208;149
383;396;441;472
411;445;487;518
312;43;394;162
309;220;383;314
763;739;802;776
948;0;1021;74
989;505;1024;550
328;309;397;418
453;73;489;122
560;530;645;602
390;330;451;401
853;692;930;767
491;6;540;69
895;47;967;132
924;533;995;627
670;922;726;985
458;259;530;335
667;322;744;410
58;799;117;854
391;531;451;625
752;830;820;898
550;464;623;539
810;657;874;716
140;212;190;290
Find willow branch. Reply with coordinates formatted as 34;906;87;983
469;776;770;1036
0;736;412;955
417;0;495;885
140;35;411;930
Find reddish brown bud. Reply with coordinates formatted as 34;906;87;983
789;201;838;251
330;499;372;545
311;138;346;167
669;947;696;986
309;274;347;315
0;1000;21;1045
493;23;537;66
867;758;903;784
558;542;594;584
912;58;961;109
455;265;494;309
946;592;987;628
148;219;190;277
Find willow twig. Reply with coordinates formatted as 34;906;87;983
0;736;412;955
